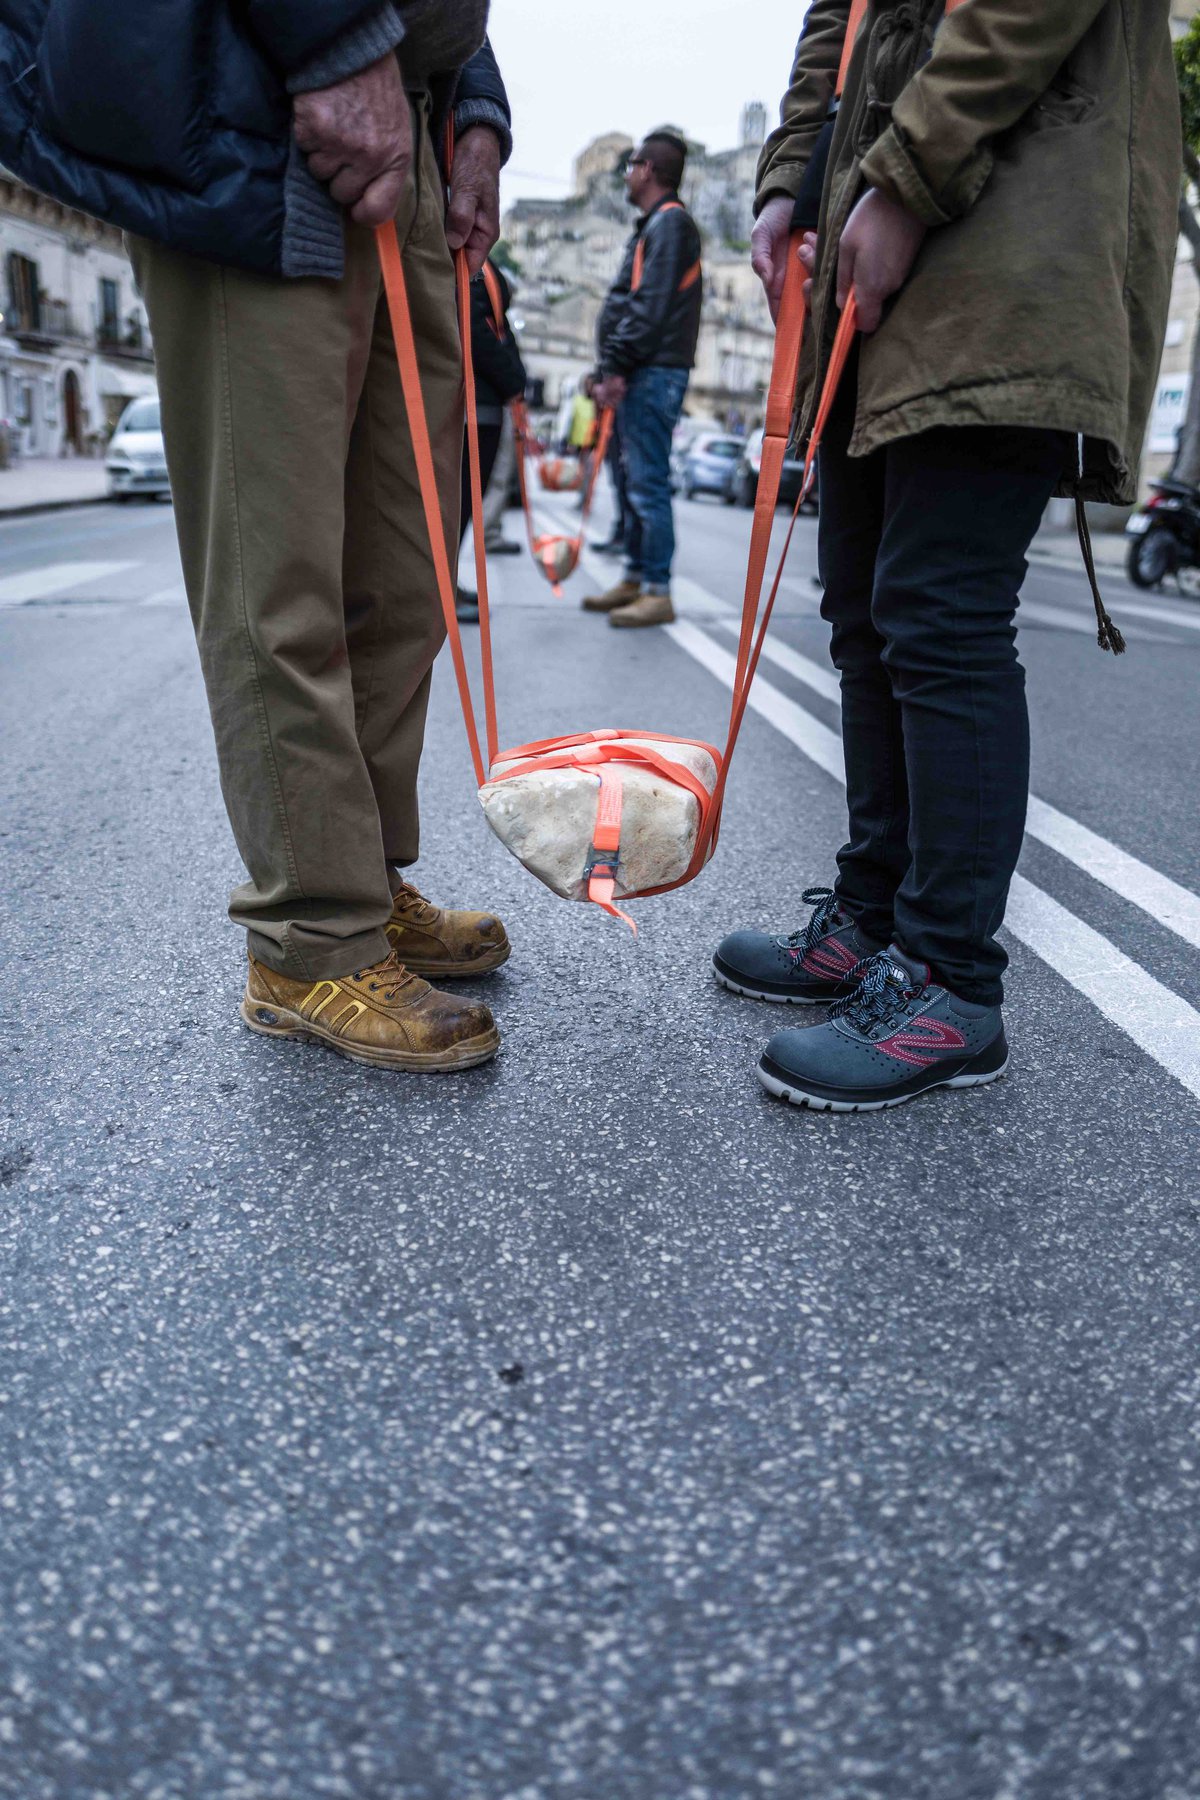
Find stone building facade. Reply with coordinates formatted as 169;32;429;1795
0;172;155;461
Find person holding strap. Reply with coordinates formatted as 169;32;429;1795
714;0;1180;1111
587;131;704;628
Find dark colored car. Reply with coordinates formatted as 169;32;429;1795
731;426;809;510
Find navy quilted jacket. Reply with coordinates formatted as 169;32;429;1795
0;0;509;278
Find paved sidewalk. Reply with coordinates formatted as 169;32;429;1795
0;458;109;515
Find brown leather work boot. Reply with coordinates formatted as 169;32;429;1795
240;951;500;1072
385;880;510;978
609;589;675;628
582;576;642;613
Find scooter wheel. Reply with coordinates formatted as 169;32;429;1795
1126;527;1176;589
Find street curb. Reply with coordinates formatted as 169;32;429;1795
0;494;111;521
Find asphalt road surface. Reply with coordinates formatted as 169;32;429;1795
2;484;1199;1800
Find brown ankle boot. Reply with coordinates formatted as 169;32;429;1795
241;951;500;1072
582;576;642;613
386;880;510;978
609;589;675;628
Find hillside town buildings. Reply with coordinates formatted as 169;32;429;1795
0;171;154;464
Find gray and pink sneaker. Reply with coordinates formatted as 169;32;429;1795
757;947;1008;1112
713;887;885;1005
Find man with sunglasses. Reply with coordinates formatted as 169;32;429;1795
587;132;703;628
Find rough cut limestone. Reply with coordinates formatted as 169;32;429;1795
479;737;719;901
539;456;583;493
533;535;579;585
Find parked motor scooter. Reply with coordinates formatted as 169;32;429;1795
1125;477;1200;589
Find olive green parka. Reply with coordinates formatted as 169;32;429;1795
757;0;1182;502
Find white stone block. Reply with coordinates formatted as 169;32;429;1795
479;736;719;901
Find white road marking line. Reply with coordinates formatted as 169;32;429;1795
137;585;186;608
1017;598;1163;643
714;619;841;703
1105;593;1200;633
713;618;1200;952
1023;798;1200;953
1028;562;1200;634
667;619;1200;1102
0;560;139;608
1004;876;1200;1097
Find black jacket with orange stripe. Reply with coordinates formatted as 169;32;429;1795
597;194;703;378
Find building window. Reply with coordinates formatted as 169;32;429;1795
7;253;41;334
98;277;120;346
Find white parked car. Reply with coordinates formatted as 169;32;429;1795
105;397;170;501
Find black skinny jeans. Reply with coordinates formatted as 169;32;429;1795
818;357;1069;1005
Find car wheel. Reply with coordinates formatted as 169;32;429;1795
1126;528;1176;589
738;473;756;508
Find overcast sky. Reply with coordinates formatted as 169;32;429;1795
489;2;806;210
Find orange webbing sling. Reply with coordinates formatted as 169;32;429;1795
369;0;945;928
373;194;810;927
511;396;613;596
481;245;615;589
505;197;700;596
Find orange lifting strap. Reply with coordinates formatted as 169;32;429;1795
375;204;808;927
510;397;613;597
373;0;968;925
482;252;613;593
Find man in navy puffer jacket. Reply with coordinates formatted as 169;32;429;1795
0;2;516;1076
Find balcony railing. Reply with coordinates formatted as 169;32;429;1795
9;298;82;345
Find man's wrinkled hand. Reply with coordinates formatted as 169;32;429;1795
594;375;626;410
446;126;501;275
293;52;411;229
750;195;797;322
836;188;927;333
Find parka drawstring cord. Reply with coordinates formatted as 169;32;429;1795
1074;498;1126;656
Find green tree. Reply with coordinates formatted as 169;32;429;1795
1170;17;1200;484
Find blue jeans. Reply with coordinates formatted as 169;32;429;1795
620;365;689;591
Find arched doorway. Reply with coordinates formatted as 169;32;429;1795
62;369;82;455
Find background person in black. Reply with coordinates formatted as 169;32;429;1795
586;132;703;628
456;258;527;625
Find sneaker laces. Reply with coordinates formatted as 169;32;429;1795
829;951;916;1031
783;887;841;960
351;951;414;1001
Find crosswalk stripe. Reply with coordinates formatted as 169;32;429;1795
667;618;1200;1103
1105;593;1200;633
1017;598;1164;642
0;560;138;607
712;618;1200;954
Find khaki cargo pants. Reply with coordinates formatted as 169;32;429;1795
130;102;461;981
